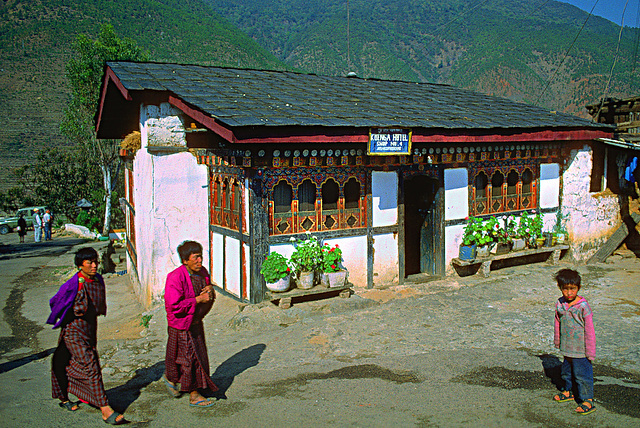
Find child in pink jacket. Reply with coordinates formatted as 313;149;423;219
552;268;596;415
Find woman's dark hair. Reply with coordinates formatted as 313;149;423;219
554;268;581;289
177;241;202;263
75;247;99;267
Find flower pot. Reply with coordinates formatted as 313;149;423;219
476;245;490;258
556;234;565;244
511;238;526;251
297;270;315;289
459;244;477;261
324;270;348;288
544;233;553;247
535;237;545;249
265;275;290;293
490;242;511;255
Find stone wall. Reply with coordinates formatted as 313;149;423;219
562;144;621;261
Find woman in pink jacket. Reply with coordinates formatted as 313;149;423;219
163;241;218;407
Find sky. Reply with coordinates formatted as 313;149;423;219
562;0;640;27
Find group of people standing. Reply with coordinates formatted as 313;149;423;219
46;240;218;424
18;207;52;243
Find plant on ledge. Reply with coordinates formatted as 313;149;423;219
321;243;343;273
290;233;323;272
462;217;492;247
260;252;291;284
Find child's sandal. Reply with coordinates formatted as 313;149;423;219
576;399;596;415
553;391;573;402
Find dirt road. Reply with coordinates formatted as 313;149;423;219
0;234;639;427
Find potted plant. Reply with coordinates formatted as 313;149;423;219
531;212;545;248
553;210;568;244
320;243;348;287
290;233;322;289
260;252;291;292
488;216;511;254
511;213;529;251
459;217;483;260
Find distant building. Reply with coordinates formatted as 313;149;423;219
97;61;615;307
585;96;640;195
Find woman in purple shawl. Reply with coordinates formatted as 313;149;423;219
47;247;125;425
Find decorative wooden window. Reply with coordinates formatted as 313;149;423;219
490;170;505;213
344;177;362;228
322;178;340;230
209;173;243;232
273;180;293;234
266;168;366;235
472;166;538;215
297;179;317;232
521;168;534;209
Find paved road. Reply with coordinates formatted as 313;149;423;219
0;236;639;427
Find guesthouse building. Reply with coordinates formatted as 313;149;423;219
96;61;615;306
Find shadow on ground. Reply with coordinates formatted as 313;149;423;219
210;343;266;399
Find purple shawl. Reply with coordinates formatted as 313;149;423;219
46;273;105;329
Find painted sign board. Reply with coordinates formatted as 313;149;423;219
368;128;412;155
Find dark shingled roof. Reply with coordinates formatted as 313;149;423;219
106;61;610;131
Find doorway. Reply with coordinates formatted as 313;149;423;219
404;175;443;277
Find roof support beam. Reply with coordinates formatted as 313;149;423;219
168;96;235;143
96;66;132;133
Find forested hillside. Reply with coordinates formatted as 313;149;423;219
0;0;286;190
1;0;639;193
207;0;639;117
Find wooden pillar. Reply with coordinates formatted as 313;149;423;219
249;176;269;303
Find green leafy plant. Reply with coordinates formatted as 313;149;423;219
531;212;544;239
321;243;343;273
290;234;323;272
553;210;568;236
462;217;492;246
515;211;533;240
260;252;291;283
140;314;153;328
487;216;510;244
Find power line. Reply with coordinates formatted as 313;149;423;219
534;0;601;105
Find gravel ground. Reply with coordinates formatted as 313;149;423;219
1;242;639;427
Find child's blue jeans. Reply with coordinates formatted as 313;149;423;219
561;357;594;401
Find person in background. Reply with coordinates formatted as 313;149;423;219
43;208;52;240
33;208;43;242
17;213;27;243
163;240;218;407
46;247;126;425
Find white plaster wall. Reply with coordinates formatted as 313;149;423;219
540;163;560;209
225;237;241;297
372;233;399;286
211;233;224;287
323;236;367;288
243;242;251;299
445;224;466;274
444;168;469;221
372;171;398;227
562;145;620;261
132;103;210;307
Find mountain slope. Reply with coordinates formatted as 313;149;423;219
206;0;639;117
0;0;287;190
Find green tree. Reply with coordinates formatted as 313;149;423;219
60;24;148;235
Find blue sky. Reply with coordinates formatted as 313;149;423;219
561;0;639;27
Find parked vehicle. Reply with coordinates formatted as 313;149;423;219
0;206;48;234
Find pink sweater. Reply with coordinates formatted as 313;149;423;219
554;296;596;360
164;265;211;330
